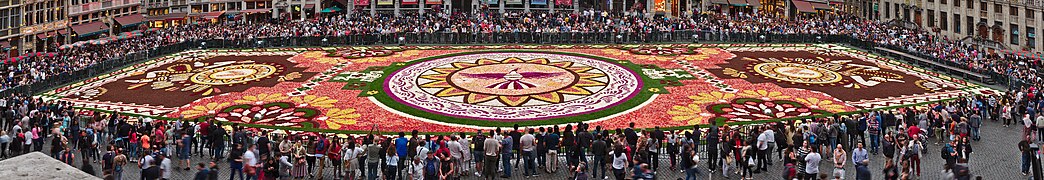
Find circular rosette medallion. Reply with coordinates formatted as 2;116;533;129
190;64;279;85
378;51;648;127
752;62;842;84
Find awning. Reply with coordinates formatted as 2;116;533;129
746;0;762;7
202;11;225;19
241;8;271;14
145;13;188;21
71;21;110;36
321;6;343;13
728;0;748;6
0;41;9;48
811;1;831;9
35;33;48;39
793;0;816;13
709;0;728;4
304;4;315;9
57;29;67;35
47;32;56;37
114;14;145;27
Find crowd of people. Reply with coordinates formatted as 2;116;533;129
0;10;1041;93
2;80;1034;180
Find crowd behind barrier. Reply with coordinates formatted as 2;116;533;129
0;12;1040;97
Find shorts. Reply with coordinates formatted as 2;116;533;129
331;159;342;166
179;148;190;159
473;151;484;162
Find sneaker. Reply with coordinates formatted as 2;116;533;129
475;172;481;176
603;176;608;179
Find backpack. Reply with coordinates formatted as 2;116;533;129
940;145;950;160
424;158;439;176
807;134;817;145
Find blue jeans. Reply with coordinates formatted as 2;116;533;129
523;150;536;176
592;155;606;178
869;134;880;153
502;153;513;177
129;143;138;159
1023;153;1032;173
367;162;379;180
828;137;837;153
685;167;700;180
230;162;243;180
971;127;980;139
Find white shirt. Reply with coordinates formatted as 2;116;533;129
611;152;627;169
244;150;257;166
805;152;821;174
160;158;173;179
23;132;32;145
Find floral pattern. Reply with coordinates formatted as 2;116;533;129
52;44;982;134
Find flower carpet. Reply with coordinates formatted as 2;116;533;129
39;44;999;133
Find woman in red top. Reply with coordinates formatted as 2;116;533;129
327;137;343;179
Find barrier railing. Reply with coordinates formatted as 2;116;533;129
3;31;1006;97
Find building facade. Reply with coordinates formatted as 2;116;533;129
68;0;144;41
876;0;1044;53
0;0;20;52
21;0;63;52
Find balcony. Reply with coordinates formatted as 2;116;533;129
68;0;142;15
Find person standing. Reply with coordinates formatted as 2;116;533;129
180;134;193;170
545;127;560;173
482;131;500;180
833;145;847;180
159;153;173;180
395;132;409;180
706;125;719;172
243;144;258;180
1021;135;1033;176
385;146;399;180
194;163;211;180
500;130;514;178
472;130;486;177
591;134;608;179
610;145;627;180
229;143;245;180
804;147;821;180
365;137;382;180
520;128;537;177
756;126;770;172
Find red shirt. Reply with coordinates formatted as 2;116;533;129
199;122;210;135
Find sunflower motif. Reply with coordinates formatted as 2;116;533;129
668;103;710;125
181;102;230;118
417;57;607;106
688;91;737;104
792;97;848;112
320;108;362;129
290;95;338;108
234;93;289;105
738;90;791;100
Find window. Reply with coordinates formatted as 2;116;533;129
928;10;936;27
968;16;975;36
885;2;891;18
929;0;933;3
1030;27;1037;48
941;11;948;31
996;3;1003;13
1031;9;1037;19
968;0;973;9
982;2;988;11
941;0;946;4
953;0;959;7
1012;6;1019;16
1013;24;1020;45
954;13;961;33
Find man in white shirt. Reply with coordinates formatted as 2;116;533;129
520;128;537;177
756;126;770;171
805;148;822;177
243;144;258;180
159;153;173;180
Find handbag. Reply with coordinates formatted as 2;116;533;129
245;164;257;175
747;157;755;166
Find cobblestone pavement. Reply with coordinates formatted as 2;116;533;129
7;117;1024;180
